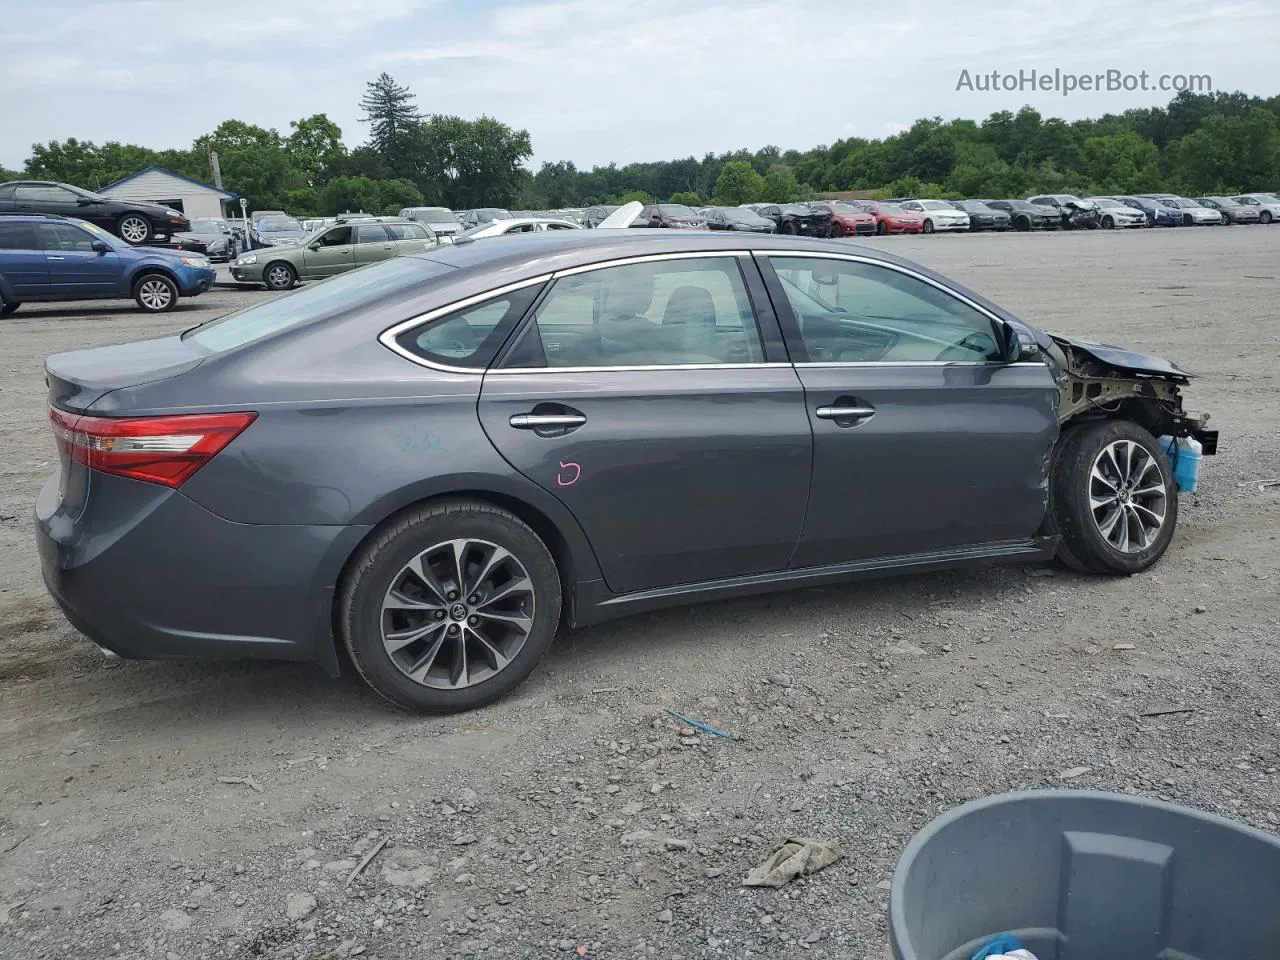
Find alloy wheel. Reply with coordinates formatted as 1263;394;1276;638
120;216;149;244
266;265;293;289
137;278;173;310
1088;440;1168;553
380;538;536;689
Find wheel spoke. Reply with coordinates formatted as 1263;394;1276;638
1130;501;1165;527
476;575;531;609
475;609;534;634
1090;493;1119;511
468;626;511;673
1126;506;1149;549
405;631;449;682
448;630;468;687
385;620;446;655
403;554;449;605
1098;505;1123;542
1090;465;1118;491
466;545;511;596
382;588;444;614
1131;482;1166;498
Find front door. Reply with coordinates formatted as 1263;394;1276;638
301;226;355;278
352;223;398;265
0;221;49;297
478;254;813;595
39;222;123;297
759;252;1060;568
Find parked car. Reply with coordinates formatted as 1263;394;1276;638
35;230;1217;713
1194;196;1259;224
252;214;307;246
1085;197;1147;229
1158;198;1224;226
1231;194;1280;223
0;214;213;314
1112;196;1181;227
460;208;513;229
398;206;462;239
949;200;1011;231
697;206;777;233
898;199;970;233
755;203;828;236
984;200;1055;231
1028;195;1101;230
630;204;708;230
804;202;878;237
0;180;189;245
582;205;621;229
231;219;438;290
461;218;583;239
850;201;925;235
173;217;239;260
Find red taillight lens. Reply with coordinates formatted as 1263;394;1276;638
49;407;257;488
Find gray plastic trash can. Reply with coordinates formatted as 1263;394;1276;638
889;790;1280;960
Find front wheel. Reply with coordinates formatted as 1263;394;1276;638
1261;210;1273;224
922;218;935;234
825;222;841;239
339;500;563;713
1048;420;1177;575
263;261;297;291
876;221;887;236
1102;215;1114;229
133;273;178;312
0;301;20;316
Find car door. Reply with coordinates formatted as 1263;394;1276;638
758;252;1060;568
39;222;123;297
300;226;355;278
352;223;397;265
13;183;81;218
0;221;49;298
474;253;813;595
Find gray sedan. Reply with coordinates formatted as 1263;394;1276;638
37;232;1217;713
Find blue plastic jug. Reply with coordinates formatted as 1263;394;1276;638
1158;435;1202;493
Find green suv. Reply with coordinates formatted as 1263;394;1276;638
231;219;438;290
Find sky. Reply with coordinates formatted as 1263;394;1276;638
3;0;1279;174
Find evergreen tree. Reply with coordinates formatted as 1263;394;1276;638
358;73;422;175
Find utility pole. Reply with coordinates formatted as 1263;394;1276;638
209;151;223;189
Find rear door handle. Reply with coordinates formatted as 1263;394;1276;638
47;255;66;261
815;404;875;420
509;413;587;429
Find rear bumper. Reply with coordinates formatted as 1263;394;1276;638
35;472;369;671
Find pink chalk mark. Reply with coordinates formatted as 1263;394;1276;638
556;461;581;487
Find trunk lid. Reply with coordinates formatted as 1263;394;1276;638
46;335;209;413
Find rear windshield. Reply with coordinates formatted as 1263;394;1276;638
258;216;302;231
184;257;451;353
412;209;457;224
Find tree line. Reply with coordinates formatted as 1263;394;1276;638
4;80;1278;216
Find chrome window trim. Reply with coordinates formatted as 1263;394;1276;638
378;274;553;373
552;250;752;277
488;362;792;375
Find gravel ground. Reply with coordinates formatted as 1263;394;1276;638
1;228;1278;960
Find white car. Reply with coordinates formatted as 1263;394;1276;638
399;206;463;237
1087;197;1148;229
460;217;583;239
899;199;971;233
1231;194;1280;224
1166;198;1224;225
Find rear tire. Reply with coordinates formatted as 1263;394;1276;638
1048;420;1177;575
133;273;178;312
0;301;20;316
339;499;563;713
117;214;152;245
263;261;297;291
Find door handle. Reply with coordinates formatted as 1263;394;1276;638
815;404;875;420
47;255;66;261
509;413;587;429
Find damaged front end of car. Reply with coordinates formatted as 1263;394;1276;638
1044;334;1218;454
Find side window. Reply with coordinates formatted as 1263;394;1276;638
512;257;765;369
0;223;39;250
394;284;544;370
386;223;430;240
353;224;391;243
319;226;352;246
503;223;536;234
39;223;96;251
544;221;575;231
768;257;1003;364
16;185;76;203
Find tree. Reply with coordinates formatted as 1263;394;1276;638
711;160;765;205
376;177;424;214
318;176;384;215
359;73;422;176
667;190;704;206
414;114;533;208
192;120;293;211
616;189;654;204
761;164;802;201
288;114;345;186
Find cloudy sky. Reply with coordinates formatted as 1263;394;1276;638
3;0;1278;173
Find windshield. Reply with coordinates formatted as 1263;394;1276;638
828;203;864;215
1008;200;1037;211
959;201;990;212
657;205;697;217
475;209;512;222
1093;199;1124;208
417;209;457;224
918;200;952;210
190;218;226;233
879;203;906;213
76;219;124;249
185;257;451;353
258;216;303;232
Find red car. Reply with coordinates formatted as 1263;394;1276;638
853;201;925;235
807;201;878;237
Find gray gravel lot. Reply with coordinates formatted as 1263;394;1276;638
1;228;1278;960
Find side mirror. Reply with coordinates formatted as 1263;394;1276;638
77;197;95;206
90;240;109;253
1001;322;1040;362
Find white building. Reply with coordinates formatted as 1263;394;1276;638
98;166;237;220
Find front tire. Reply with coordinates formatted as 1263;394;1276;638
339;500;563;713
825;222;841;239
133;273;178;312
1049;420;1177;575
922;218;935;234
1261;210;1273;224
263;261;297;291
1102;215;1114;229
117;214;152;245
876;221;887;236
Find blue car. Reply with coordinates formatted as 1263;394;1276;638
0;214;215;314
1114;196;1181;227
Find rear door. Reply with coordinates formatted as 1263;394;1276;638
300;226;355;278
476;253;812;595
759;252;1059;567
352;223;397;265
0;221;49;297
39;222;122;297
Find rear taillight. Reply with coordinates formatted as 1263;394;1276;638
49;407;257;488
